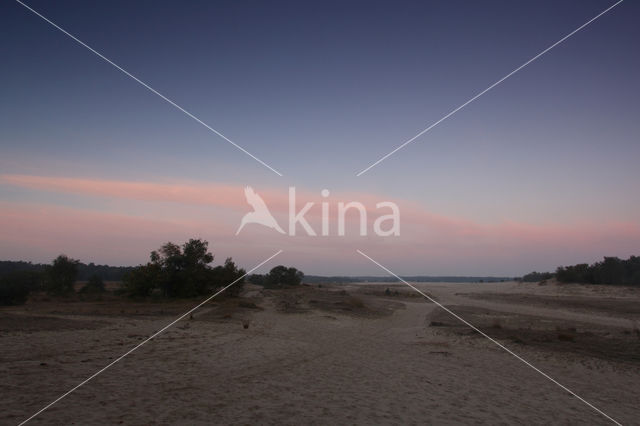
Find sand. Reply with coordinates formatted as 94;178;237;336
1;280;639;425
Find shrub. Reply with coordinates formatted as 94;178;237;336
79;274;106;294
248;274;266;286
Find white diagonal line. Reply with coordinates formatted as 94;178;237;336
356;249;622;425
15;0;283;177
356;0;624;176
18;249;283;426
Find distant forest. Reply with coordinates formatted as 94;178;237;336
7;256;640;286
0;260;134;281
0;261;513;284
0;238;298;305
303;275;513;284
522;256;640;286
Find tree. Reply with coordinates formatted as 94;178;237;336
212;257;246;297
144;239;216;297
599;257;626;285
555;264;591;283
151;242;183;297
628;256;640;285
45;255;80;296
123;262;162;298
123;238;241;298
179;239;216;297
265;265;304;288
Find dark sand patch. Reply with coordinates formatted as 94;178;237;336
0;312;106;333
267;285;403;317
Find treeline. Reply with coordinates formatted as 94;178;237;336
521;256;640;286
79;264;134;281
0;260;134;281
521;271;554;282
1;238;306;305
0;255;106;305
303;275;513;284
0;239;243;304
249;266;304;288
556;256;640;285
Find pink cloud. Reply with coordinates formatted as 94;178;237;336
0;174;396;218
2;174;639;274
0;174;253;211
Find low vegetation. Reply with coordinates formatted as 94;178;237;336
79;274;106;294
521;271;554;282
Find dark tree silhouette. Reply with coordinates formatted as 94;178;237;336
123;239;245;298
264;265;304;288
521;271;554;282
45;255;80;296
0;270;42;305
212;258;246;297
553;256;640;286
123;261;161;297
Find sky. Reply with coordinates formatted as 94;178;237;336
1;0;639;275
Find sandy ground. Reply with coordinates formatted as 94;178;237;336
1;281;640;425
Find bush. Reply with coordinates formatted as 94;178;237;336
0;271;42;305
248;274;266;286
79;274;106;294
